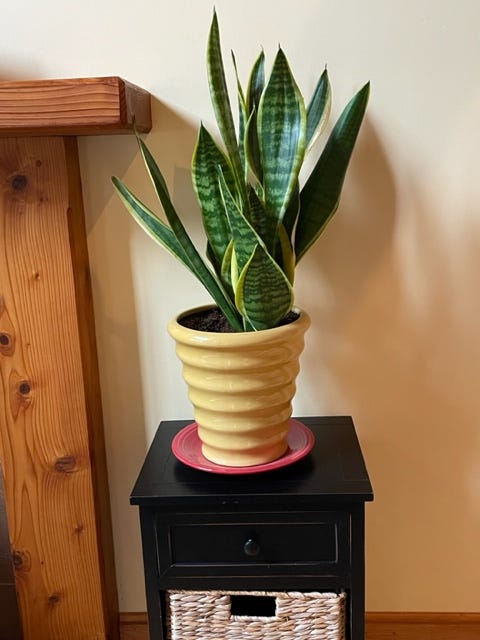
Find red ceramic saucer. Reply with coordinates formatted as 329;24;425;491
171;419;315;475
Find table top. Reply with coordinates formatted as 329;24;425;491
130;416;373;508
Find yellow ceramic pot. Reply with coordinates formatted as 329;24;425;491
167;306;310;467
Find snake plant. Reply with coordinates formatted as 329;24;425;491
112;11;369;332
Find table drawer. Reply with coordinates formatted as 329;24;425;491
155;512;350;579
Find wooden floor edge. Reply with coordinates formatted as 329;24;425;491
119;612;149;640
119;611;480;640
366;611;480;624
120;612;149;625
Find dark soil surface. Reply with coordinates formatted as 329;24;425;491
178;307;299;333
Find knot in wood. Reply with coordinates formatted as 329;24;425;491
48;593;61;606
12;549;31;572
11;174;28;191
12;550;24;569
18;381;31;395
54;456;77;473
0;332;15;357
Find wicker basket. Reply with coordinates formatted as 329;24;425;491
166;590;346;640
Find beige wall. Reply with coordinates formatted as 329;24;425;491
3;0;480;613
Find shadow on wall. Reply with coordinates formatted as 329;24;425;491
79;98;202;609
129;98;208;424
0;66;43;81
298;116;480;609
296;118;397;408
82;94;204;471
351;185;480;609
80;96;200;456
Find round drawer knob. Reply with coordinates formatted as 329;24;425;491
243;538;260;557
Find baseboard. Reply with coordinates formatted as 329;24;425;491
119;611;480;640
366;612;480;639
119;612;149;640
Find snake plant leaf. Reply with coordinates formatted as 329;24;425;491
136;139;243;330
245;109;262;187
246;50;265;114
306;68;331;150
217;169;293;328
247;185;274;247
229;244;239;291
231;52;248;180
245;51;265;183
295;81;370;262
207;10;246;199
138;137;201;257
257;47;307;223
277;222;295;285
206;241;220;278
235;244;294;331
220;239;234;293
192;124;234;266
112;176;191;268
112;175;242;331
217;168;258;274
282;179;300;238
112;12;369;332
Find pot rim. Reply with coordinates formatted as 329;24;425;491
167;304;310;346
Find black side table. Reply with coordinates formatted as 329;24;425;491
131;416;373;640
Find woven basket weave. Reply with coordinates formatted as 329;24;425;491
167;590;346;640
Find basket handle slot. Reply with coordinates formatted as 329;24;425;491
230;594;277;617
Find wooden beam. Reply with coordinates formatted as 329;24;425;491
0;77;151;639
0;135;114;639
0;77;151;136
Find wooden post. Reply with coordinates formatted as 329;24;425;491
0;77;151;640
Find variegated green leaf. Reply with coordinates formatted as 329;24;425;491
282;179;300;238
112;176;191;268
245;51;265;183
131;140;243;330
192;124;234;265
112;175;242;330
206;241;220;276
217;168;294;329
231;52;248;180
257;47;307;223
113;11;369;333
139;137;217;278
235;244;294;331
220;239;234;293
217;168;258;274
295;82;370;261
246;50;265;114
207;11;246;198
306;68;331;150
247;185;275;248
277;222;295;285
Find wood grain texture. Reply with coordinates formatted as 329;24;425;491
119;612;480;640
0;77;151;136
0;136;117;639
64;136;119;638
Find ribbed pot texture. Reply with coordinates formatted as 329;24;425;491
168;306;310;467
